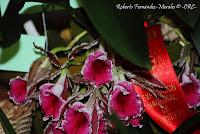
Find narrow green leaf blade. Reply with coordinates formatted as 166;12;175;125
0;107;16;134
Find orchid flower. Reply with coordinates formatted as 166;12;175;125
62;102;92;134
39;74;67;121
81;50;113;87
9;76;28;105
108;81;143;127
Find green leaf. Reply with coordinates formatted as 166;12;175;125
110;113;139;134
70;21;91;43
162;0;200;29
194;67;200;78
166;41;182;63
0;0;24;47
173;113;200;134
109;113;129;134
79;0;151;69
47;30;66;50
71;21;84;37
51;30;88;54
174;9;200;30
32;109;44;134
192;20;200;55
0;107;16;134
20;3;65;14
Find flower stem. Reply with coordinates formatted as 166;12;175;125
51;31;88;54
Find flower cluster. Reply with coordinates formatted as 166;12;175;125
8;48;144;134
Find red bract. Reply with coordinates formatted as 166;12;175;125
62;102;92;134
108;81;143;127
9;76;28;105
181;73;200;108
81;50;113;87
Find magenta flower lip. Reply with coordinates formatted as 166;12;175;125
62;102;92;134
108;81;143;127
39;75;68;121
81;50;113;87
9;76;28;105
39;83;66;121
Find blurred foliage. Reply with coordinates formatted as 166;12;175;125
162;0;200;30
1;0;200;69
31;109;45;134
166;41;182;63
110;113;139;134
161;0;200;56
192;20;200;54
70;20;92;43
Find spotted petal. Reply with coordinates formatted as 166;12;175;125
81;50;113;87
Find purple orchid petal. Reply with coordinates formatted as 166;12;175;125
62;102;92;134
181;73;200;108
81;50;113;87
9;76;28;105
39;83;65;121
190;74;200;92
108;81;143;126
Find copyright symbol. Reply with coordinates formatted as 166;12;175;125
176;4;181;8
